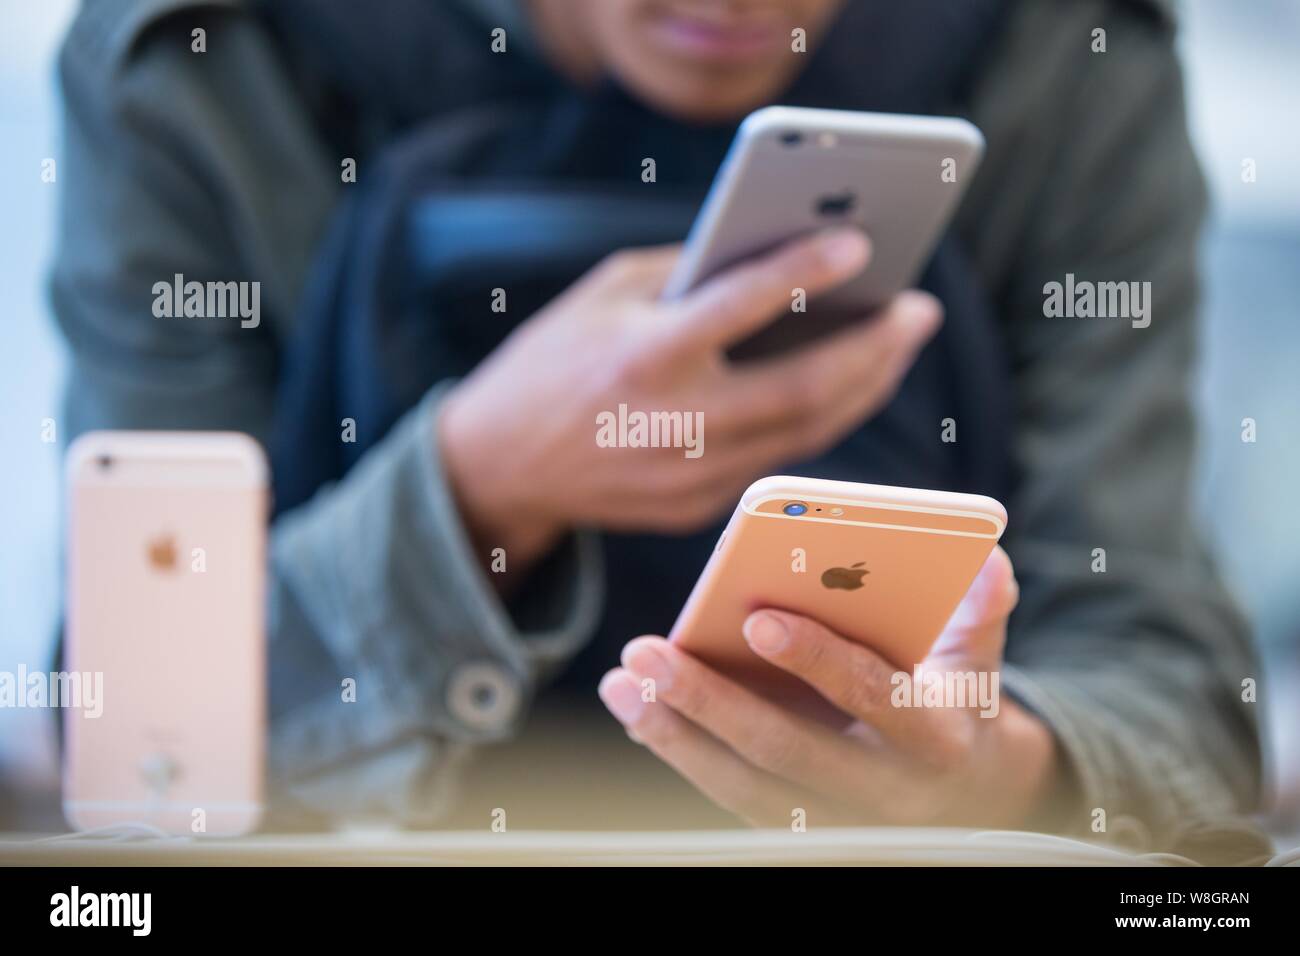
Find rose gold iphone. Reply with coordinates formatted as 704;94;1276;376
64;431;267;836
669;476;1005;699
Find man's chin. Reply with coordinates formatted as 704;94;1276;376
622;71;792;125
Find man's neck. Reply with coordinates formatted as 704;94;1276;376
523;0;603;88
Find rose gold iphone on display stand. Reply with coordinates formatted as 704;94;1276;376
63;431;267;836
669;476;1006;710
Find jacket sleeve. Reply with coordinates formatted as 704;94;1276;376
978;4;1263;852
50;1;603;825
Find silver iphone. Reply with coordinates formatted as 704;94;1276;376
664;106;984;358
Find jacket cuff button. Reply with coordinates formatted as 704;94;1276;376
446;662;520;733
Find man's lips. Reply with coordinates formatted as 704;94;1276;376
648;13;786;63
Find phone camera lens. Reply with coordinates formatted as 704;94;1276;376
96;454;113;472
779;130;803;147
783;501;808;516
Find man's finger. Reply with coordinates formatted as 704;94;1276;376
741;609;974;770
587;245;684;296
617;636;911;805
929;545;1017;665
664;228;871;354
711;290;942;439
597;668;829;827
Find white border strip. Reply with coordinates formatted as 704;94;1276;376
65;801;262;812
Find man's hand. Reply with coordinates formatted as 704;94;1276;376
438;229;941;571
599;547;1061;828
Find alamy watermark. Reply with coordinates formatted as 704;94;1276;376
1042;273;1151;328
596;403;704;459
152;273;260;328
890;666;1000;718
50;886;151;936
1;666;103;718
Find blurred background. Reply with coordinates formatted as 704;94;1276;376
2;0;1297;844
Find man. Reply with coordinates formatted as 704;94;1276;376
52;0;1261;855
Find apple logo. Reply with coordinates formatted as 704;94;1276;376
821;562;868;591
147;534;178;572
815;191;856;217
